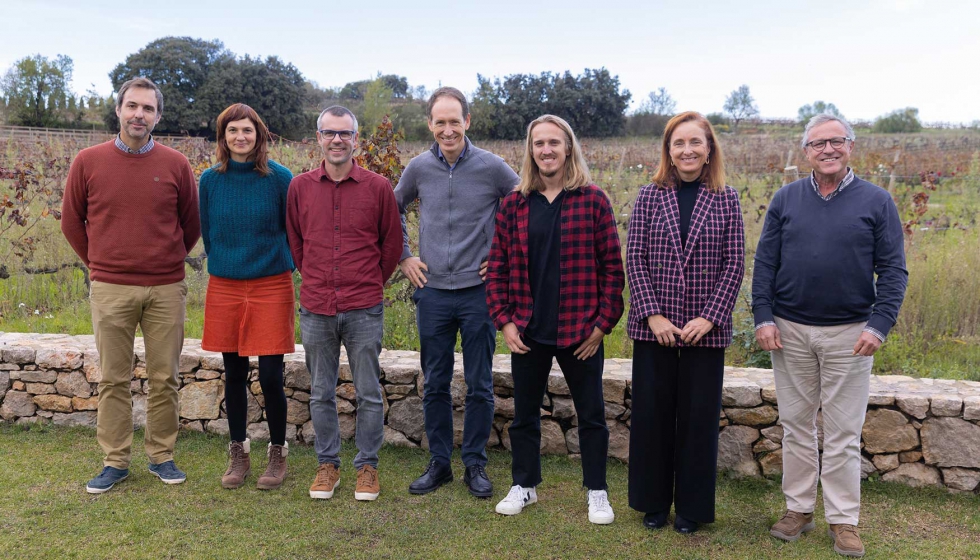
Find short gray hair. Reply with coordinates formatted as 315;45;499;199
802;113;855;148
317;105;358;133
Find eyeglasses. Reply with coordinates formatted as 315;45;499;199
318;129;355;141
805;137;851;151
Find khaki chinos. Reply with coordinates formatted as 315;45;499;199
771;317;872;526
90;280;187;469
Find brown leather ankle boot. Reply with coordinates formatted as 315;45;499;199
257;442;288;490
221;439;251;489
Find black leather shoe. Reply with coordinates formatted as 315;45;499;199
643;510;669;529
463;464;493;498
673;515;699;534
409;460;453;494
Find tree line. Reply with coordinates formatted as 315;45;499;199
1;36;935;141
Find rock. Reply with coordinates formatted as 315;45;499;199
206;419;230;436
494;397;515;418
387;396;425;441
383;426;417;448
35;347;83;370
1;391;36;419
725;405;778;427
131;380;143;394
921;417;980;468
899;451;923;463
337;399;355;414
2;345;36;364
963;396;980;421
860;456;877;479
83;359;101;383
872;454;900;472
178;380;223;420
488;427;500;448
200;355;224;371
602;375;627;404
942;468;980;493
930;395;963;417
195;369;221;381
761;425;784;444
338;414;356;440
245;390;263;423
284;361;311;390
33;394;72;412
450;371;466;408
16;416;50;426
895;394;929;420
336;383;356;401
133;367;147;380
547;371;570;396
247;422;270;441
761;384;778;404
605;403;627;419
881;463;942;488
539;420;566;455
607;421;629;462
492;368;514;390
721;380;763;407
72;396;98;411
55;371;92;398
12;381;25;391
178;353;201;373
292;391;310;403
132;394;147;428
18;370;58;383
52;411;97;427
181;420;204;432
0;371;8;400
300;420;315;443
551;397;575;420
760;450;783;477
862;409;919;454
452;410;466;446
385;384;414;396
754;438;781;453
286;398;311;425
868;393;895;406
25;383;56;395
565;427;580;454
384;362;419;385
717;425;760;477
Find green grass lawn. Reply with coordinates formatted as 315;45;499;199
1;425;977;559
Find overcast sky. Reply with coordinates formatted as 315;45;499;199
2;0;978;124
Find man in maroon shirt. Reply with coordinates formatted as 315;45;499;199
286;106;402;502
61;77;201;494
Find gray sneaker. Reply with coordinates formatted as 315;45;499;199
148;460;186;485
86;466;129;494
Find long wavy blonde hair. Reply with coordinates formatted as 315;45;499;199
516;114;592;196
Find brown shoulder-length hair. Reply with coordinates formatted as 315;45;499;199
652;111;725;192
215;103;271;176
516;114;592;196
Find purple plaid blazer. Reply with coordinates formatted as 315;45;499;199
486;185;625;349
626;182;745;347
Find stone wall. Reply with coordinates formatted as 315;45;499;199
2;332;979;494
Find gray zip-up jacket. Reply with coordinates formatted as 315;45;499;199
394;138;519;290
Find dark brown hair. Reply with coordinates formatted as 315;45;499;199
426;87;469;120
652;111;726;192
116;77;163;114
215;103;270;176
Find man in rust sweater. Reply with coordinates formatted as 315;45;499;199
61;77;200;494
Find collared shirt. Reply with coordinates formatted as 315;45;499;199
437;144;467;171
810;167;854;201
286;161;403;315
114;134;155;155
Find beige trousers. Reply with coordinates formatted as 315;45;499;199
772;317;872;525
90;280;187;469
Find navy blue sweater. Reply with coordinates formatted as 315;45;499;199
751;176;908;337
199;159;294;280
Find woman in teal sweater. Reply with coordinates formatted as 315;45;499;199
199;103;295;491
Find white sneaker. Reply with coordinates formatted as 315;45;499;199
587;490;615;524
495;485;537;516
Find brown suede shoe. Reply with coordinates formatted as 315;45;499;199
828;524;865;557
256;442;288;490
770;510;815;542
221;439;251;489
309;462;340;499
355;465;380;501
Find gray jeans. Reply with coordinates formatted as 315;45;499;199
300;303;385;468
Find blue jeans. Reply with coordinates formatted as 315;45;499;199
413;284;496;467
300;303;385;468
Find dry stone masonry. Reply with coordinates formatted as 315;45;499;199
2;332;979;494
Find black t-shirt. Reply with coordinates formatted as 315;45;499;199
524;189;566;345
677;180;700;248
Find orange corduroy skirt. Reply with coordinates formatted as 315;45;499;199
202;271;296;356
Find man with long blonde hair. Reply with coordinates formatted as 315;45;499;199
486;115;624;524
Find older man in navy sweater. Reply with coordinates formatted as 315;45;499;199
753;114;907;558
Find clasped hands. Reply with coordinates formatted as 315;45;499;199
647;314;713;347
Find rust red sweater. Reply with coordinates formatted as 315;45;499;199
61;141;201;286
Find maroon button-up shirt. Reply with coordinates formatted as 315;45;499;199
286;161;402;315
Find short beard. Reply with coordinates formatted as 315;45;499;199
539;168;560;179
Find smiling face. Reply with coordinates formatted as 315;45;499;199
225;118;257;163
531;121;570;182
317;112;358;167
668;121;709;182
115;87;160;148
804;120;853;180
427;95;470;161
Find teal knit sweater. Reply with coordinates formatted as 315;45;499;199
199;159;294;279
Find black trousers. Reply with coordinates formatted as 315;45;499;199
510;338;608;490
223;353;287;445
628;340;725;523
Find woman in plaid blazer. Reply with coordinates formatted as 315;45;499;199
625;112;745;533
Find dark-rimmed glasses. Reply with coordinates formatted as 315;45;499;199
318;129;356;141
805;137;851;151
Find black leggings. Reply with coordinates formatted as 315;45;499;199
223;353;287;445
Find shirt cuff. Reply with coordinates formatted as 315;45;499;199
863;326;886;342
754;321;776;331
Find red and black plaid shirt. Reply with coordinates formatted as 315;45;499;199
486;185;625;349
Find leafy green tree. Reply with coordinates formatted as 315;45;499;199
723;84;759;133
0;54;74;127
798;101;843;124
361;77;394;135
873;107;922;133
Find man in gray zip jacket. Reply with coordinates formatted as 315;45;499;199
395;87;519;498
